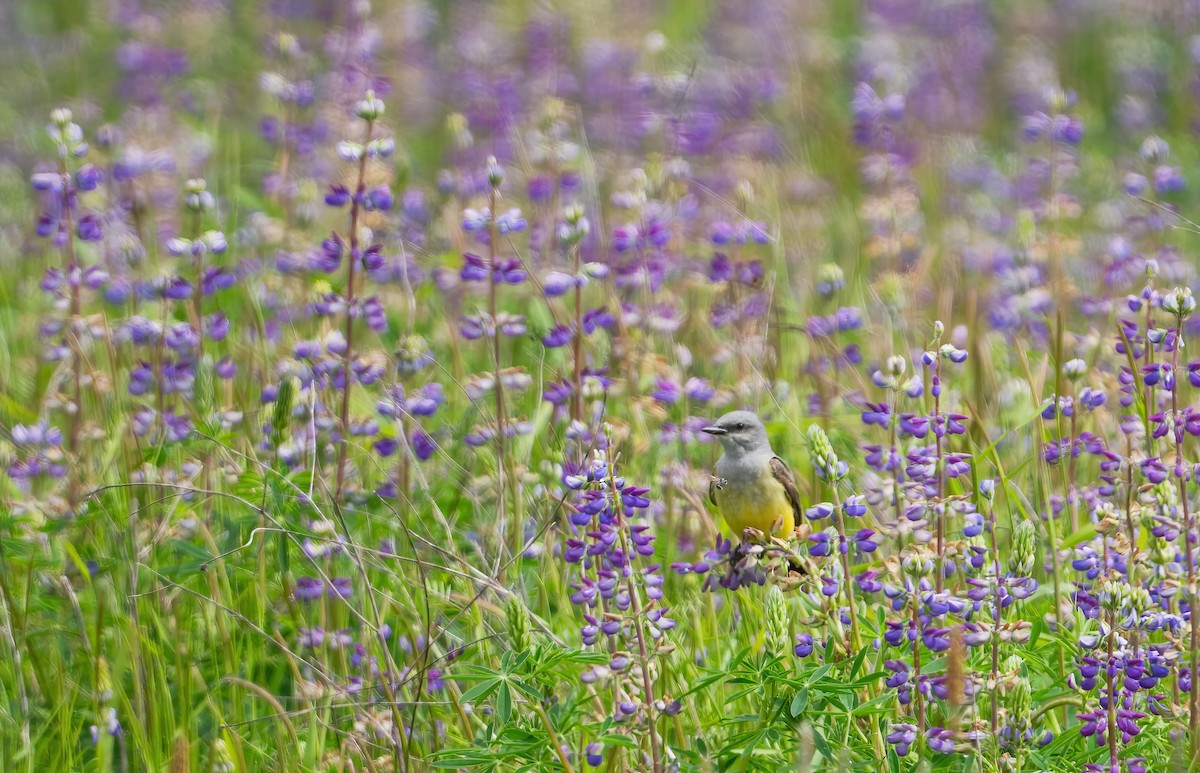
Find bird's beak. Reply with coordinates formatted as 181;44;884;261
701;426;727;436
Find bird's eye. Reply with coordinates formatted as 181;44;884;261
735;422;745;430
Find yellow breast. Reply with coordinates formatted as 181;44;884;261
712;469;796;538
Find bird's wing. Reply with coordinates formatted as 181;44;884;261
770;456;803;522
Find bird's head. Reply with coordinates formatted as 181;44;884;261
702;410;771;455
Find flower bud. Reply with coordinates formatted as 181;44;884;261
1006;674;1032;730
1139;135;1170;165
1062;358;1087;380
816;263;845;298
337;141;364;161
764;585;789;654
1009;520;1037;577
211;738;235;773
97;656;113;703
445;112;473;149
583;262;610;280
730;179;754;209
184;178;215;212
485;155;505;188
271;376;297;449
506;595;532;653
1163;287;1196;318
194;355;215;424
806;424;842;480
354;90;385;121
395;335;433;375
1016;208;1036;250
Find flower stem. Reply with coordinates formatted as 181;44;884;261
1172;318;1200;763
533;701;575;773
571;242;584;429
986;498;1002;739
333;118;373;505
57;157;83;508
829;485;860;653
487;184;518;572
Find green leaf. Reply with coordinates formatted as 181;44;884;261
496;683;512;725
725;686;759;704
848;645;868;679
810;724;833;762
850;691;894;717
790;688;809;718
460;679;501;704
1029;618;1044;649
509;678;543;701
1061;523;1098;549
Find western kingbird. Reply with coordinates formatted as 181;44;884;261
702;411;801;539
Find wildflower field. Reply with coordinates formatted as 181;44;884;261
6;0;1200;770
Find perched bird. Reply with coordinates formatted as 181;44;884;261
702;410;802;539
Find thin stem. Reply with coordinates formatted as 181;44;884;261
934;357;946;593
829;485;861;653
609;461;662;773
1172;319;1200;762
986;498;1002;739
57;157;83;508
571;242;584;428
333;118;374;504
1105;605;1118;769
488;184;513;568
533;702;576;773
191;208;204;360
911;587;924;741
1123;435;1138;659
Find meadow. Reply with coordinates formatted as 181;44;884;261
1;0;1199;770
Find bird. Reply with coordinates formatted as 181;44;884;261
701;410;802;540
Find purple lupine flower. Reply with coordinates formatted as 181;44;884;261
651;379;680;404
926;727;956;754
886;723;917;757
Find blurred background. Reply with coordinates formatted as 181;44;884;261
1;0;1196;219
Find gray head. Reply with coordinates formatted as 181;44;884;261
702;410;772;456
